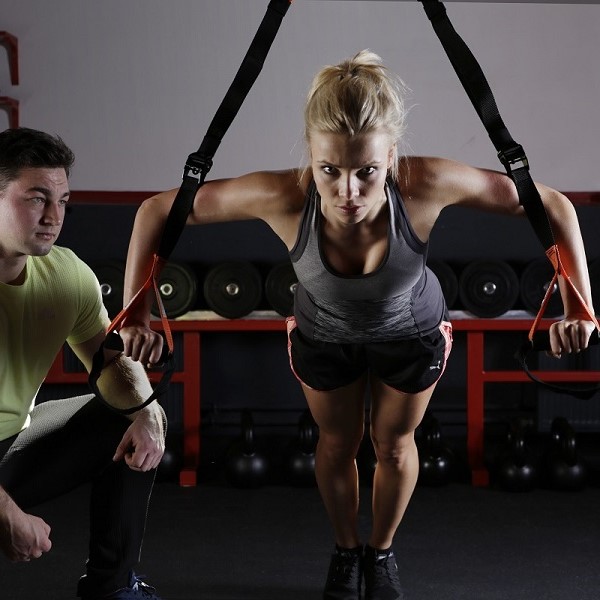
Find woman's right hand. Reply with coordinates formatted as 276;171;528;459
119;323;166;367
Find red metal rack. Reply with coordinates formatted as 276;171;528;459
43;316;600;487
453;318;600;486
0;31;19;128
0;31;19;85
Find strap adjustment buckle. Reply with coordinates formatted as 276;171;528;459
183;152;213;182
498;145;529;174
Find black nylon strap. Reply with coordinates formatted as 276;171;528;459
199;0;292;160
93;1;292;415
511;166;555;251
157;0;292;260
157;167;206;260
419;0;600;396
420;0;556;252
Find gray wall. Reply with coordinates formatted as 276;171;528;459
1;0;599;192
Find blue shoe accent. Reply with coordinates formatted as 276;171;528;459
78;571;162;599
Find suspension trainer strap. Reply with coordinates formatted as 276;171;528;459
515;261;600;398
419;0;599;393
420;0;555;251
89;0;293;415
158;0;293;260
89;254;175;415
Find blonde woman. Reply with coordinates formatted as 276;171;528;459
121;51;595;600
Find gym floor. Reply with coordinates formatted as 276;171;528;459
3;478;600;600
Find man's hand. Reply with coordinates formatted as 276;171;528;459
0;500;51;562
113;405;165;471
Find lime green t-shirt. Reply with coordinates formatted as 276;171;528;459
0;246;109;441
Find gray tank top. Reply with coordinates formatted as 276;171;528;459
289;179;446;343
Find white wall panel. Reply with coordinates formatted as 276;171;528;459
0;1;598;190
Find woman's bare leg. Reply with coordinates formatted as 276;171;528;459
368;378;436;549
302;375;368;548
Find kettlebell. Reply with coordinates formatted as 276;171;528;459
542;417;587;491
418;413;454;487
286;410;318;487
496;419;537;492
225;409;269;489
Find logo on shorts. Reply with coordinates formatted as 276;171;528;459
429;359;442;370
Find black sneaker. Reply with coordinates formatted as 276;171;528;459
323;545;363;600
363;545;404;600
77;571;163;599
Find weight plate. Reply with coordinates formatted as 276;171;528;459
151;261;198;319
520;257;563;317
427;260;458;309
264;262;298;317
203;261;263;319
90;260;125;319
458;260;519;318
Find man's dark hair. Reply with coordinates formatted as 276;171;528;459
0;127;75;191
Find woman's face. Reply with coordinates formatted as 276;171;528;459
309;129;394;227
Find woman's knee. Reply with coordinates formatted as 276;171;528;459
317;429;364;464
371;431;417;469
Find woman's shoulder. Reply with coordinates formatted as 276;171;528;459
231;168;310;223
233;168;308;201
398;155;468;182
396;156;488;197
255;168;312;195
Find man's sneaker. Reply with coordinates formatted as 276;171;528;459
77;571;163;599
363;545;404;600
323;545;363;600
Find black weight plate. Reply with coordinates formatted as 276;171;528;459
459;260;519;318
203;261;263;319
91;260;125;319
427;260;458;309
265;262;298;317
520;257;563;317
151;261;198;319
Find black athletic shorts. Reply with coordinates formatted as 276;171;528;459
286;316;453;394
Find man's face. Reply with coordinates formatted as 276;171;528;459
0;167;69;260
